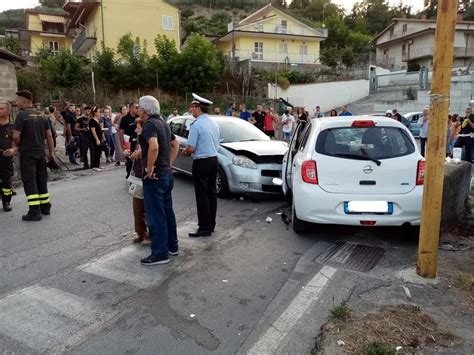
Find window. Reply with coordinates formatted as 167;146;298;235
169;118;186;137
315;127;415;160
402;24;408;34
49;41;59;55
183;119;194;139
42;22;64;33
253;42;263;60
279;43;288;53
254;23;263;32
300;44;308;56
162;15;173;30
280;20;288;33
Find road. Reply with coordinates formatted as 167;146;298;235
0;167;421;354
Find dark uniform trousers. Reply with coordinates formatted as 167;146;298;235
80;134;92;167
192;156;218;231
20;150;50;212
0;157;13;205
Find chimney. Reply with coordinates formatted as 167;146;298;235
420;12;427;20
457;11;464;22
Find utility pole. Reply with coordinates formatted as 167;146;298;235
417;0;457;278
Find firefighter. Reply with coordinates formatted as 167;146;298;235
0;101;16;212
12;90;55;221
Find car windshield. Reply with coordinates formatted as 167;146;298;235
315;126;415;160
216;120;270;143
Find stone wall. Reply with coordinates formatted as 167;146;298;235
0;59;18;102
442;162;472;228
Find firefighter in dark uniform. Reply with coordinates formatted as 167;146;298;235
0;101;16;212
12;90;55;221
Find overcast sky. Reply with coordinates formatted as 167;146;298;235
0;0;424;13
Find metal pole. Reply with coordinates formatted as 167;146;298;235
416;0;457;278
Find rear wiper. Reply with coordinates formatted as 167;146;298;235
239;139;260;142
334;153;382;166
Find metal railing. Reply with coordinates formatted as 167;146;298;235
72;26;96;53
238;21;328;38
402;46;474;61
230;49;319;64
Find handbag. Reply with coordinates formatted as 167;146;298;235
127;175;144;199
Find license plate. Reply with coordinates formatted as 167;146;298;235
344;201;393;214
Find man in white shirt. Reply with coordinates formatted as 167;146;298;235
281;109;295;142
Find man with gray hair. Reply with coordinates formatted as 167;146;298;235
137;95;180;265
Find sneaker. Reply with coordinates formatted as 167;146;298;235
168;248;179;256
140;254;169;266
92;167;102;172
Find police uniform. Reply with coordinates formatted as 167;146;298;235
0;120;14;211
14;91;52;221
187;94;220;237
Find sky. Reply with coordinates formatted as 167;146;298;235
0;0;424;13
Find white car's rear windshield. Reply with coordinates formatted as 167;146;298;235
315;127;415;160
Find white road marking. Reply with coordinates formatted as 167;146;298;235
0;285;113;352
78;245;165;288
248;265;337;354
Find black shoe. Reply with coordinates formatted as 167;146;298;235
168;248;179;256
83;164;89;170
22;212;42;221
40;203;51;215
115;162;120;166
188;230;212;238
140;254;170;266
2;203;12;212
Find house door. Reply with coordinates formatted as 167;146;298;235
299;44;308;63
254;42;263;60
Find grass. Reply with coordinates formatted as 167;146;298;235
331;303;350;321
323;304;460;354
364;342;395;355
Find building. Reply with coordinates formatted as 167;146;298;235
18;10;71;57
214;4;327;66
375;15;474;71
0;48;26;103
63;0;180;59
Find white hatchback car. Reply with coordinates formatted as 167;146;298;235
283;116;425;232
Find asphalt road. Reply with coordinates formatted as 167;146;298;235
0;167;421;354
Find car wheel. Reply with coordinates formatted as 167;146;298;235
292;200;306;233
216;166;229;198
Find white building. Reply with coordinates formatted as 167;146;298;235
375;14;474;71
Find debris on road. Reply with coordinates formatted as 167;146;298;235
439;241;470;251
336;340;345;347
265;217;272;223
240;196;244;201
396;345;403;351
280;212;291;225
222;280;228;283
190;314;196;318
275;212;282;215
402;285;412;299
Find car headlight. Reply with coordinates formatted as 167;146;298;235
232;155;258;169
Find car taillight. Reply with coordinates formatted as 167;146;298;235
360;221;377;226
416;160;425;185
352;120;375;128
302;160;318;184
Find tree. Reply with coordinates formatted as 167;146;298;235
0;37;20;54
116;34;152;89
319;47;340;69
349;0;392;35
340;46;355;67
39;0;66;8
94;46;119;90
39;51;89;88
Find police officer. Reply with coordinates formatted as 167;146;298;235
183;94;220;237
12;90;55;221
0;101;16;212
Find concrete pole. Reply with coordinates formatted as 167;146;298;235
417;0;457;278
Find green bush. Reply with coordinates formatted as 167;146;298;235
363;342;395;355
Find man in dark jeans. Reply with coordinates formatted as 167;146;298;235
138;95;179;266
119;102;138;178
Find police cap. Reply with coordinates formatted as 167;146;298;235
16;90;33;101
191;93;213;107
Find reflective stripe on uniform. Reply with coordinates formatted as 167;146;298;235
28;200;41;206
27;194;40;200
27;194;40;206
38;193;49;199
2;188;12;196
38;193;50;204
40;198;50;204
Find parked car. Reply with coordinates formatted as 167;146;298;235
370;113;411;130
283;117;425;232
168;115;288;197
403;112;423;137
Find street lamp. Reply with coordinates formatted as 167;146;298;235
322;2;328;28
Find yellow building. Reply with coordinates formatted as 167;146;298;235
63;0;181;59
215;4;327;65
19;10;72;56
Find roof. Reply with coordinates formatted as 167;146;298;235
374;17;474;40
0;48;27;65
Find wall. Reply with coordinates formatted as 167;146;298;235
0;59;18;101
442;162;472;228
100;0;180;56
267;79;369;113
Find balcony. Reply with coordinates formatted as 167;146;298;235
240;21;328;38
402;46;474;61
231;49;319;64
72;27;96;55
